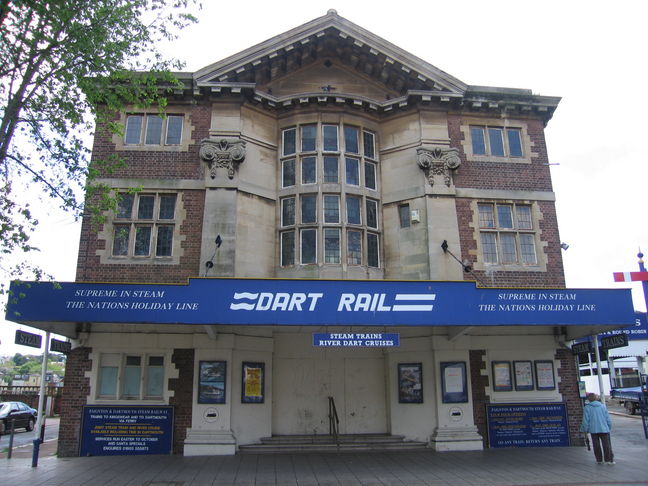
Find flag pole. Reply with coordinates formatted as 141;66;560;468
638;249;648;312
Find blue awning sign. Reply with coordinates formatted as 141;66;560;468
5;278;635;328
574;311;647;344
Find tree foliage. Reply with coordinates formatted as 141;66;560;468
0;0;199;284
1;353;66;385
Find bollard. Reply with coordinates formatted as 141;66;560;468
31;438;42;468
7;419;15;459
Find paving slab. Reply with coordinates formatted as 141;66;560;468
1;411;647;486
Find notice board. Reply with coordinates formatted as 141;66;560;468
486;403;569;448
80;406;174;456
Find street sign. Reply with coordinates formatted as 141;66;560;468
613;271;648;282
600;333;629;350
50;338;71;354
14;329;42;348
571;341;592;354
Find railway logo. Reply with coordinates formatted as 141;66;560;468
229;292;436;312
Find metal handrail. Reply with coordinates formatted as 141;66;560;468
328;396;340;445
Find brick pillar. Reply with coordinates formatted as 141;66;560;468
469;349;489;447
556;348;585;446
169;348;194;455
58;347;92;457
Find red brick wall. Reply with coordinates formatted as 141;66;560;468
90;103;211;180
58;347;91;457
448;114;554;192
556;348;585;446
469;349;489;447
75;102;211;284
169;348;194;455
76;189;205;283
448;112;566;289
57;347;196;456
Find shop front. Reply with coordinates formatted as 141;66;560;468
5;278;635;456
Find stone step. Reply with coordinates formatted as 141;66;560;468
238;434;428;454
259;434;407;445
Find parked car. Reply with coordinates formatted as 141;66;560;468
0;401;37;434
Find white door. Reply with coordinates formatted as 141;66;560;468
343;358;387;434
272;358;330;435
272;354;387;435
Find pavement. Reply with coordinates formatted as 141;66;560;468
1;405;647;486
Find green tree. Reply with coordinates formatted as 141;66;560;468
0;0;199;285
12;353;27;366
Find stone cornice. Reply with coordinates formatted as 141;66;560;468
190;82;558;122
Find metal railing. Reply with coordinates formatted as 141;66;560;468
328;396;340;445
0;386;62;396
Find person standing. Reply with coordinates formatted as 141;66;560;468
580;392;614;464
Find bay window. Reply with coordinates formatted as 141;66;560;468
279;123;381;267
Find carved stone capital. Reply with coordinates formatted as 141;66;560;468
200;138;246;179
416;147;461;187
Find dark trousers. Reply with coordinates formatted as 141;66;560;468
590;433;614;463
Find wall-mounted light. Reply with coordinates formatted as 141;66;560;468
441;240;472;273
441;240;487;286
560;242;569;251
204;235;223;276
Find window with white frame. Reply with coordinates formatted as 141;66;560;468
470;126;523;158
301;156;317;184
112;192;177;259
124;114;184;146
478;203;537;265
97;353;165;400
280;231;295;266
279;123;380;268
323;156;338;183
300;228;317;264
281;197;295;226
282;159;296;188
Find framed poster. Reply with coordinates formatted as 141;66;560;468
398;363;423;403
441;361;468;403
535;360;556;390
513;360;534;391
242;362;265;403
492;361;513;391
198;361;226;404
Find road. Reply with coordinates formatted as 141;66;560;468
606;400;648;450
0;416;59;453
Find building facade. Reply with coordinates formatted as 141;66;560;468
5;11;637;456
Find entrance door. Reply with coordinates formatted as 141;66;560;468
343;358;386;434
272;352;387;435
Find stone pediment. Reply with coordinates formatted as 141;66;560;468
259;60;400;102
190;10;560;121
194;10;466;98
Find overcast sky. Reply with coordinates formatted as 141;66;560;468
1;0;646;356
